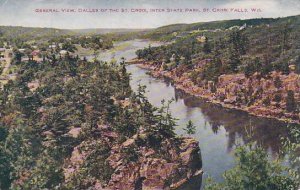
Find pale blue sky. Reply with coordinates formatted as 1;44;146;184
0;0;299;29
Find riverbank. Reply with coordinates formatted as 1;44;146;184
128;59;300;125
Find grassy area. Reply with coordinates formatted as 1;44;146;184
74;44;94;57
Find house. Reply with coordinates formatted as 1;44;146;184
59;50;68;56
239;23;247;30
18;48;25;53
196;35;206;43
31;50;40;57
58;43;64;48
31;50;41;61
49;45;57;49
21;55;30;62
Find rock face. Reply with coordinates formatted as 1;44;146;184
64;125;203;190
107;136;202;190
134;60;300;124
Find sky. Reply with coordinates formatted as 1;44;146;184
0;0;299;29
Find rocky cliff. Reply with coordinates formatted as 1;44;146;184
64;125;203;190
130;59;300;124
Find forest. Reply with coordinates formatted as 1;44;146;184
135;15;300;123
0;14;299;190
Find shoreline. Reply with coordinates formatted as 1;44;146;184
128;59;300;125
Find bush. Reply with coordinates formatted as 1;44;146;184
204;143;299;190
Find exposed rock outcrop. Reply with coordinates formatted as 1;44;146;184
64;125;203;190
130;59;300;124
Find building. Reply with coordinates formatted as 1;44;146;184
196;35;206;43
239;23;247;31
18;48;26;53
49;45;57;49
59;50;68;57
58;43;64;48
31;50;41;61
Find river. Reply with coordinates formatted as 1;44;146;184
97;39;292;189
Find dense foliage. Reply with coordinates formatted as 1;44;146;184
204;124;300;190
0;53;178;189
136;15;300;79
205;145;299;190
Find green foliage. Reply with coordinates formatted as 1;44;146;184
227;30;248;73
204;143;299;190
244;57;262;77
274;94;282;104
281;125;300;183
203;37;211;54
202;56;223;82
286;90;296;112
0;44;182;189
136;16;300;81
183;120;196;135
274;76;282;89
62;42;77;52
155;99;177;138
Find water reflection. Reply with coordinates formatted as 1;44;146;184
99;40;297;188
127;64;295;185
175;88;288;156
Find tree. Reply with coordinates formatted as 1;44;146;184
280;22;292;55
62;42;77;53
286;90;296;112
274;93;282;107
183;120;196;135
202;57;222;82
228;48;241;73
155;99;177;138
203;37;211;54
274;76;282;89
281;124;300;184
204;143;299;190
227;30;248;73
244;57;262;77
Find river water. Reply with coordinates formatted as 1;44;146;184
97;39;292;189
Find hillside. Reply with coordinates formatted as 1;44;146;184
0;52;202;189
71;28;149;35
142;15;300;41
0;26;75;40
0;26;149;42
134;14;300;123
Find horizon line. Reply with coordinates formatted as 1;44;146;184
0;14;299;30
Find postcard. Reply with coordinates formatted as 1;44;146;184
0;0;299;189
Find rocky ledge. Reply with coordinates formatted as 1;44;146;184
128;59;300;124
64;125;203;190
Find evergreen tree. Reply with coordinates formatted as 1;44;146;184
274;76;282;89
286;90;296;112
183;120;196;135
203;37;211;54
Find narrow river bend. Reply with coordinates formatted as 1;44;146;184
97;39;291;189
